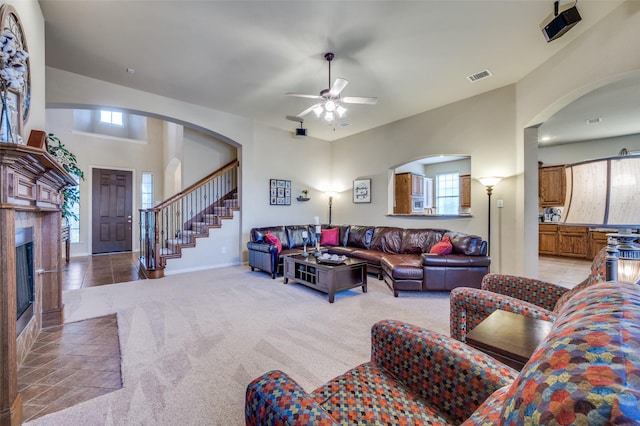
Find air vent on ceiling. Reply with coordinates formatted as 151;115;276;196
586;117;602;125
467;69;492;83
338;122;351;128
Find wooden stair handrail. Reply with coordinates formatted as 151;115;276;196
146;159;239;212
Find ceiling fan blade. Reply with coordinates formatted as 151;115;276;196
286;115;304;123
329;78;349;96
286;93;323;100
296;103;322;118
343;96;378;105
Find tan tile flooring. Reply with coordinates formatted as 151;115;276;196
17;253;590;422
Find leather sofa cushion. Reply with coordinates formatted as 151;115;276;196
327;246;357;256
400;229;446;254
351;249;386;266
347;225;375;249
369;227;403;253
445;231;485;256
252;226;288;248
381;254;424;280
422;253;491;267
286;225;315;249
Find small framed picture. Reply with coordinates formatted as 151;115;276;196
353;178;371;203
270;179;291;205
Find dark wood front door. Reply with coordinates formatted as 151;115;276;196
92;168;133;254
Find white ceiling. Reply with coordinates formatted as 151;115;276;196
39;0;632;143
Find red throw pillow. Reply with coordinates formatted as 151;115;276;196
320;227;340;246
429;236;453;255
264;232;282;254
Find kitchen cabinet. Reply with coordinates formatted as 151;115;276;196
589;231;609;259
539;225;612;260
539;224;558;255
557;226;588;258
394;172;424;214
459;174;471;209
412;173;424;197
539;165;566;207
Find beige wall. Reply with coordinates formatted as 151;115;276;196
43;1;640;275
45;109;165;256
13;0;46;138
183;127;237;188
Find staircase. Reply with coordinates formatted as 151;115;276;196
139;160;239;279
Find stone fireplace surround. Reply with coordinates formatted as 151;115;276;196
1;144;74;425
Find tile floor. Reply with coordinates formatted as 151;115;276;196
17;252;142;422
18;314;122;422
61;251;143;291
16;253;591;422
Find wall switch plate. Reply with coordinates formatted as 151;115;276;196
497;199;504;208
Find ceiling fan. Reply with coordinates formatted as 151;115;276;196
286;52;378;123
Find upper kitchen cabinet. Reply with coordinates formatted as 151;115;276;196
539;165;565;207
459;174;471;209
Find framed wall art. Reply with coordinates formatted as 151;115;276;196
353;178;371;203
269;179;291;205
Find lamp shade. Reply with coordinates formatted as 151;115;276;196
561;155;640;227
478;176;502;187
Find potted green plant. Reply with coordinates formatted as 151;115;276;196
47;133;85;224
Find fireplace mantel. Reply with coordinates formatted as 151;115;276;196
1;143;75;425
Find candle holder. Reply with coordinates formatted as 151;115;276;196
315;232;322;256
302;235;309;257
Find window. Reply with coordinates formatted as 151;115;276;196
141;172;154;209
68;175;81;243
436;172;460;215
140;172;154;238
100;110;123;126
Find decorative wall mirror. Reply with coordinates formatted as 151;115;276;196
0;4;30;125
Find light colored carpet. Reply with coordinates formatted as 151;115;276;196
26;266;451;426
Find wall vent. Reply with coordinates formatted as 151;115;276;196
467;69;492;82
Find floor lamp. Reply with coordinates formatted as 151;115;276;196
478;177;502;256
325;191;336;226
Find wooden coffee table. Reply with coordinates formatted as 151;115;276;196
466;309;553;370
283;254;367;303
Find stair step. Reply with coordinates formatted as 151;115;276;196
201;214;220;224
212;207;230;216
224;199;238;207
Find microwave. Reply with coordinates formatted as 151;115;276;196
412;197;424;213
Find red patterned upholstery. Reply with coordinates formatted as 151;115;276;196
246;279;640;425
246;320;517;425
449;247;608;342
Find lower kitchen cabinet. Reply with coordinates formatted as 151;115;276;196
539;224;558;255
589;231;609;259
539;224;608;260
557;226;588;258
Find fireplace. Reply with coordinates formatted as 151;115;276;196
1;143;75;425
16;227;35;336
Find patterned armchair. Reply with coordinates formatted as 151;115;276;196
246;320;517;425
246;281;640;425
449;246;608;342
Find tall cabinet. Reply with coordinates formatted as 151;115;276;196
394;172;424;214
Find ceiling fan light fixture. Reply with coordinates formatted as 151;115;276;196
313;105;323;117
324;100;336;112
336;105;347;117
324;111;335;122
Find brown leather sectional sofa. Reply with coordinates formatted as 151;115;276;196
246;224;491;296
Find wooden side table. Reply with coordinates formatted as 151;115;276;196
466;309;553;370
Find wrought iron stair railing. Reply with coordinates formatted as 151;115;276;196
139;159;239;278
